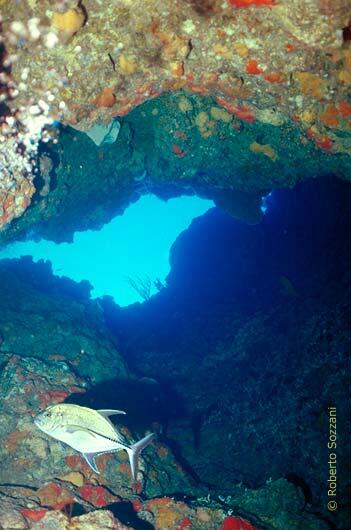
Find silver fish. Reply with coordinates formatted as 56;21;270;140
34;403;154;479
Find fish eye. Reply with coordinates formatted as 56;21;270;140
44;410;52;418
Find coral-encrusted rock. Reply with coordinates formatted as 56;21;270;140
273;0;351;48
1;0;351;234
2;91;351;245
71;510;132;529
2;0;351;130
0;354;86;486
28;509;132;529
0;508;28;530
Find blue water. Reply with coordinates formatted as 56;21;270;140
0;194;213;306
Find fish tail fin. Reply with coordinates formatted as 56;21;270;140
126;433;154;480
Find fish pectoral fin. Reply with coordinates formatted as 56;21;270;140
65;425;99;437
98;409;126;418
66;424;119;444
82;452;100;474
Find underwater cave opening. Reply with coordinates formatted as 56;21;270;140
0;193;213;306
96;175;351;519
0;175;351;527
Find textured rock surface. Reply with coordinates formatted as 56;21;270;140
0;257;127;382
2;0;351;136
28;510;132;529
1;0;351;235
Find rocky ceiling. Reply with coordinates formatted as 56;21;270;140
1;0;351;241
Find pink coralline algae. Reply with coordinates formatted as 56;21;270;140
21;508;48;522
220;515;258;530
228;0;276;7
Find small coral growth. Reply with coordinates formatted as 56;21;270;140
246;60;263;75
21;508;48;522
52;8;85;41
79;484;110;507
228;0;276;7
220;515;258;530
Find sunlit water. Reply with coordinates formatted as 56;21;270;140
0;194;213;306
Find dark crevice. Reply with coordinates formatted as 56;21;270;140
342;21;351;42
107;502;155;529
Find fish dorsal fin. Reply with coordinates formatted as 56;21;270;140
98;409;126;419
82;452;100;474
97;410;127;439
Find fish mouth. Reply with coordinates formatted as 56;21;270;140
33;413;43;428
